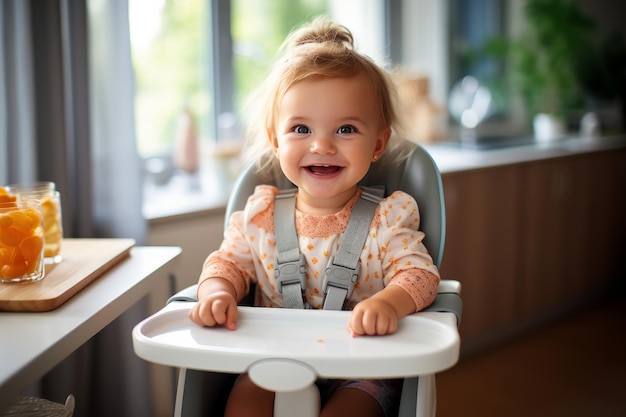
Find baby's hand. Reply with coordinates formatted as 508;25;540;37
188;289;238;330
347;298;400;336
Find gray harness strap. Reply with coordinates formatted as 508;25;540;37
274;190;307;309
322;189;381;309
274;187;383;310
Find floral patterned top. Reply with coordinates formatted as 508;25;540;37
199;185;440;311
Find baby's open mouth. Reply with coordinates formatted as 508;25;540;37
307;164;342;175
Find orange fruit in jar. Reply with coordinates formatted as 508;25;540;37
45;243;61;258
1;261;27;279
23;207;43;223
0;187;17;206
0;194;17;205
0;214;12;228
19;235;44;262
24;259;40;274
0;228;21;247
0;185;16;200
7;210;40;234
43;213;60;227
0;247;17;264
45;222;61;236
42;201;58;222
41;196;56;210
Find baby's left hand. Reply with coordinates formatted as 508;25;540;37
347;298;400;336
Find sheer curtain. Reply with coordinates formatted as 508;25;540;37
1;0;151;416
0;0;37;184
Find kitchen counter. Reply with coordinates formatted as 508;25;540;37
424;134;626;174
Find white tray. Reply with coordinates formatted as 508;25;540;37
133;302;460;380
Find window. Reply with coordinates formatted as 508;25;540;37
448;0;527;135
129;0;390;159
129;0;208;158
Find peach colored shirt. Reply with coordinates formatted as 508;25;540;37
199;185;440;311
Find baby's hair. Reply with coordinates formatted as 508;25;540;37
242;16;412;177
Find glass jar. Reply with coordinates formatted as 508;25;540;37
6;181;64;264
0;199;45;283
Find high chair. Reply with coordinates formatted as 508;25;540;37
133;141;462;417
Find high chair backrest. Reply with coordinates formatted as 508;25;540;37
225;140;445;267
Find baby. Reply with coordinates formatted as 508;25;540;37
189;17;440;417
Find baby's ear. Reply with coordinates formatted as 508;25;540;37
267;129;279;151
375;127;391;155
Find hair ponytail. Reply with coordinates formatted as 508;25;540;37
286;16;354;51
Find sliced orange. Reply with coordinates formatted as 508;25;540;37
0;247;17;263
24;259;41;274
7;210;39;234
23;207;43;224
0;228;21;247
0;186;17;206
0;194;17;205
0;214;12;228
1;261;27;279
19;235;44;262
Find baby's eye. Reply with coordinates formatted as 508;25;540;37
337;125;357;134
293;125;310;134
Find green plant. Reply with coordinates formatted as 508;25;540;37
488;0;596;120
576;32;626;102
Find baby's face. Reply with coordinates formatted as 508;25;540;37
271;76;389;215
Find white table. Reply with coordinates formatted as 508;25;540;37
0;245;181;412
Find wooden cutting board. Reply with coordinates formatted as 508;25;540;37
0;238;135;312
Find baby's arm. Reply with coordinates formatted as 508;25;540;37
189;278;239;330
349;191;440;336
347;285;415;336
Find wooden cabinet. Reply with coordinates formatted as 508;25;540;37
439;149;626;350
519;150;626;314
518;156;584;315
440;165;523;342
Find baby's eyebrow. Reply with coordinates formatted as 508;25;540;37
280;115;368;126
339;117;365;125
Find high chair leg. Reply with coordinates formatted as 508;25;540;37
398;375;436;417
274;385;320;417
248;359;320;417
174;368;236;417
416;375;436;417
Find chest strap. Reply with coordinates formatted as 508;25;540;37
274;187;383;310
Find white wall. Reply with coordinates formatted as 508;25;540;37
400;0;449;106
147;209;226;306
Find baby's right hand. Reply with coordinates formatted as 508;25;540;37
188;279;239;330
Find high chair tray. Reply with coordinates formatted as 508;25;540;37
133;302;460;378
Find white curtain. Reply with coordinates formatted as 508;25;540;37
1;0;151;415
88;0;146;241
0;0;37;184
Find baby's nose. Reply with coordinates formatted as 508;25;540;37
310;135;336;154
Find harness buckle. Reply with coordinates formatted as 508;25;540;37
275;253;307;294
322;256;359;299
